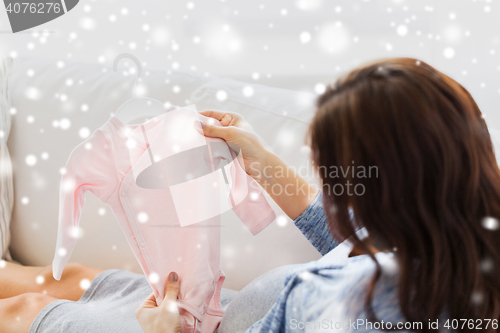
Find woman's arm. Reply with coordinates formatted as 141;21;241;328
198;110;317;220
198;111;340;254
292;191;340;255
253;150;319;220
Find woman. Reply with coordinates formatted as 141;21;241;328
1;57;499;333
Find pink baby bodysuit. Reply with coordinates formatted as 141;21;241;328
52;107;276;333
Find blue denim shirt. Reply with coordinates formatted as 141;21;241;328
245;191;415;333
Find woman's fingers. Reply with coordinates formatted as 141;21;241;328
160;272;180;316
135;272;182;333
163;272;179;303
196;120;235;141
199;110;238;126
199;110;231;121
139;293;158;309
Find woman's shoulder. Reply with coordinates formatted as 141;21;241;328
284;252;407;332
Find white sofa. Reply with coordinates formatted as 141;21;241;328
7;56;324;290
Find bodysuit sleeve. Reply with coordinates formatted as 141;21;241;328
201;119;276;235
228;147;276;235
52;129;118;280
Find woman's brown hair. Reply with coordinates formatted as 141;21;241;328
309;57;500;331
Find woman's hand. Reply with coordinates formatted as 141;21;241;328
135;272;181;333
197;110;318;220
197;110;272;180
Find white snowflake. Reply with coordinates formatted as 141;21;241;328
36;275;45;284
25;155;37;166
138;212;149;223
80;279;91;290
216;90;228;101
276;215;288;227
482;217;499;231
59;118;71;130
299;31;311;44
314;83;326;94
443;47;455;59
25;87;41;100
242;86;254;97
148;272;159;283
396;25;408;36
79;127;90;139
317;22;351;54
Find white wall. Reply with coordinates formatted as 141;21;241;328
0;0;498;111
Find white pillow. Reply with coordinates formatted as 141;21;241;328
0;57;14;261
190;77;318;179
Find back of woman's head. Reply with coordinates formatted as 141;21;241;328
309;57;500;331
